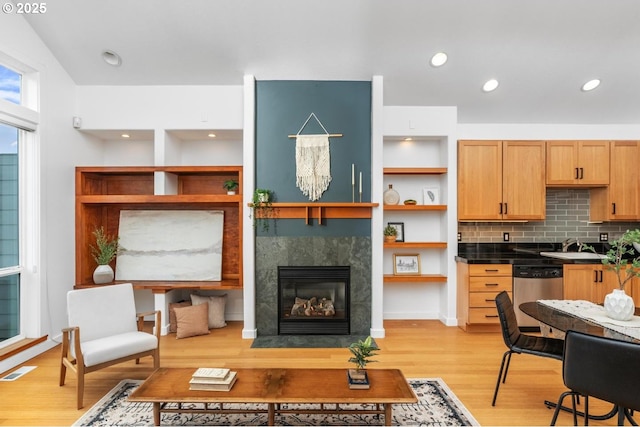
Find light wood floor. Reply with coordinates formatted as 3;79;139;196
0;320;618;426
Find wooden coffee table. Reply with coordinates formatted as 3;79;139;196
129;367;417;426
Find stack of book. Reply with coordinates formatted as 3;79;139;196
347;369;370;389
189;367;237;391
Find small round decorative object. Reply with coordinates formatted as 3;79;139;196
604;289;635;321
383;184;400;205
404;199;417;205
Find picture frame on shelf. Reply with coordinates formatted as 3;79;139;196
423;187;440;205
393;254;421;275
387;222;404;242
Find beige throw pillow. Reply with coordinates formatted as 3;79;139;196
174;303;210;339
168;300;192;333
190;293;227;329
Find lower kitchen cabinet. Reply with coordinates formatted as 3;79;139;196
457;262;512;332
563;264;629;304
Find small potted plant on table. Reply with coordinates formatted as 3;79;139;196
585;229;640;320
347;336;378;388
90;226;119;284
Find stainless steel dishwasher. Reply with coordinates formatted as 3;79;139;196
513;265;563;330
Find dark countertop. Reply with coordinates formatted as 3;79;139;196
455;242;609;265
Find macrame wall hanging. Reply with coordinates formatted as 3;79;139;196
288;113;342;201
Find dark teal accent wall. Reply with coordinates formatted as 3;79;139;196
255;80;372;237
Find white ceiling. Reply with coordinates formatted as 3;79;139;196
18;0;640;124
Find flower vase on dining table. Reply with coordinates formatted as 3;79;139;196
604;289;635;321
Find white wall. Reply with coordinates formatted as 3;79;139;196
0;13;86;372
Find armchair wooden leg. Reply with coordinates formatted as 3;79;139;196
59;360;67;386
77;368;85;409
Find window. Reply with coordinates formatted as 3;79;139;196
0;59;38;346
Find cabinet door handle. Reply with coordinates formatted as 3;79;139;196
612;203;616;215
485;298;496;302
484;269;499;273
579;167;584;179
575;167;580;179
499;203;503;214
485;314;499;318
594;271;598;283
484;283;499;287
504;203;508;215
599;270;603;282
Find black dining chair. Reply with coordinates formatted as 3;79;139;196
492;291;564;406
550;330;640;426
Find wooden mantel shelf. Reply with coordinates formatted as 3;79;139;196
249;202;378;225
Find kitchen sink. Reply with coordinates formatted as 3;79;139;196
539;251;607;260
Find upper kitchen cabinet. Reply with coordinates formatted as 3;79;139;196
590;140;639;221
546;140;609;186
458;140;546;221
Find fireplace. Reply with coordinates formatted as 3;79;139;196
278;266;350;335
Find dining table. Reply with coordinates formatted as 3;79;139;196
519;299;640;424
519;299;640;343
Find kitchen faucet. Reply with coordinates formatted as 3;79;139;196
562;237;582;252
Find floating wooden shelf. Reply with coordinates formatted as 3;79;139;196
383;242;447;249
383;167;447;175
383;204;446;211
78;194;242;204
383;274;447;283
250;202;379;225
74;279;242;294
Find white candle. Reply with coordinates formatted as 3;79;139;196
352;164;355;185
359;172;362;193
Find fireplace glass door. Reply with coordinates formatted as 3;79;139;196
278;266;350;335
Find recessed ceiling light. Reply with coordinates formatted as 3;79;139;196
482;79;499;92
430;52;448;67
404;137;413;141
208;133;216;138
121;133;130;138
581;79;601;92
102;50;122;67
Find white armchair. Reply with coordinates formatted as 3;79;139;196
59;283;160;409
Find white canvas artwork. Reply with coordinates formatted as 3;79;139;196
115;210;224;281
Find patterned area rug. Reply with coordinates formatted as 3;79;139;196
73;378;480;426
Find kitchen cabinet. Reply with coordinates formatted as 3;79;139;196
563;264;619;304
458;140;545;221
546;140;609;186
590;140;639;221
457;262;512;332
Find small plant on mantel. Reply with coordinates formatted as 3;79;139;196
250;188;275;232
90;226;119;266
348;335;378;375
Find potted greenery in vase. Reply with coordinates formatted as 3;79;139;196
347;335;378;387
384;224;398;243
223;179;239;195
90;226;119;284
251;188;275;232
586;229;640;320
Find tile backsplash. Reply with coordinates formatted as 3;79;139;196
458;188;640;244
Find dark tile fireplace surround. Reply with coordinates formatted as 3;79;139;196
255;236;372;343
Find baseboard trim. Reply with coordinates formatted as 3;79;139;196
0;336;48;362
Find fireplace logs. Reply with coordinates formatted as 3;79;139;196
290;297;336;317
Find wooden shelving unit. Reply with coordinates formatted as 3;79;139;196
382;138;449;286
75;166;243;290
383;274;447;283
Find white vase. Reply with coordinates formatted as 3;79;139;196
93;264;114;284
604;288;635;321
